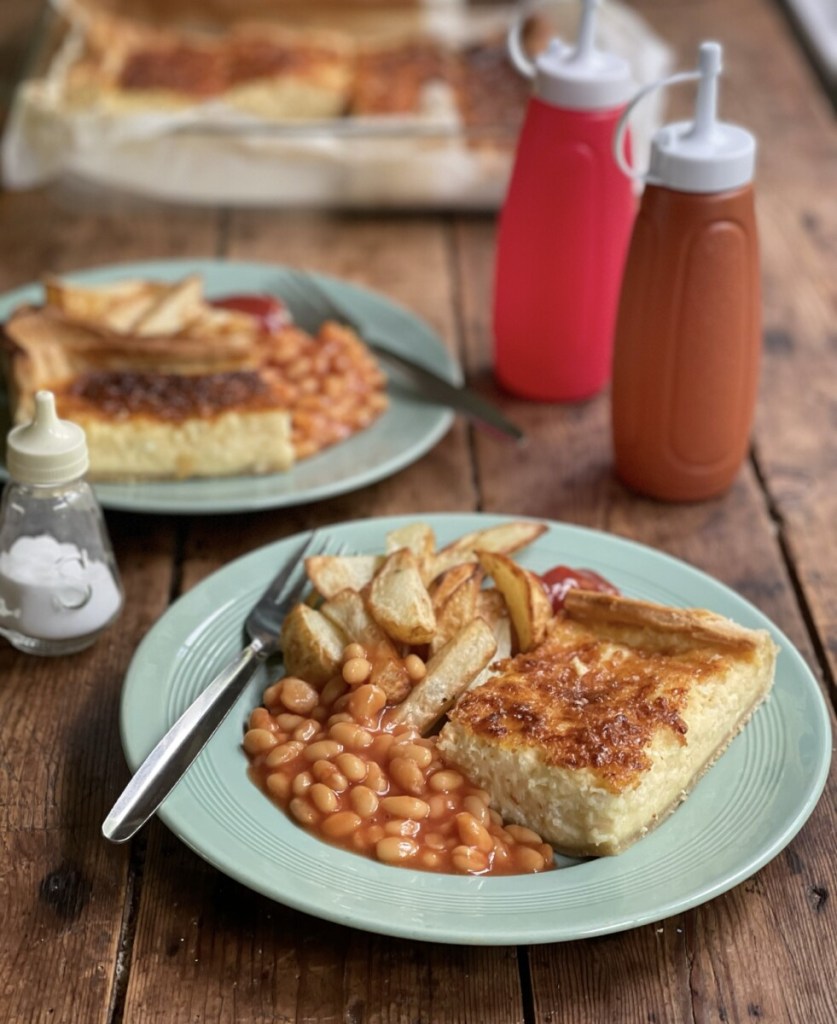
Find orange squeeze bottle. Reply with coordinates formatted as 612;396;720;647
610;42;761;501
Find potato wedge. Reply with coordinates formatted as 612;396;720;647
281;603;348;687
320;589;410;702
477;549;553;653
131;275;204;336
388;618;497;734
366;548;436;645
44;275;153;326
306;554;383;600
429;563;480;611
429;569;483;656
428;521;548;580
385;522;436;568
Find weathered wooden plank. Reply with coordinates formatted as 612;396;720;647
0;513;179;1024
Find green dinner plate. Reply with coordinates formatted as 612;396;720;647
0;260;456;514
119;514;832;945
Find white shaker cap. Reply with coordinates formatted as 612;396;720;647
6;390;89;485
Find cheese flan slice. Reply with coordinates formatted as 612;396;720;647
437;589;778;856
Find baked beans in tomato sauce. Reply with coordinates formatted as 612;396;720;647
244;643;554;876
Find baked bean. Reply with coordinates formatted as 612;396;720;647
243;728;278;756
390;742;433;769
384;819;421;837
365;764;389;795
462;795;490;825
404;654;426;682
293;719;321;743
381;796;430;820
291;771;313;796
281;677;319;715
309;783;340;814
320;676;348;707
365;824;385;844
348;684;387;722
246;639;557;878
275;713;304;732
324;771;349;794
455;812;494;853
249;707;274;730
376;837;419;864
511;845;547;873
327;713;354;728
335;752;367;783
289;798;319;826
322;811;363;839
342;642;366;662
329;721;374;749
369;733;395;759
266;772;291;800
342;657;372;685
388;757;426;796
452;846;489;874
265;741;304;767
303;740;343;762
349;786;379;818
505;824;544;846
428;770;465;793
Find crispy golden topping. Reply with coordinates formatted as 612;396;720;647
119;45;227;96
62;370;273;421
449;628;739;791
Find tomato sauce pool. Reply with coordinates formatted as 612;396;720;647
540;566;619;612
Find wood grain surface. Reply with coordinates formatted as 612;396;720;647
0;1;833;1022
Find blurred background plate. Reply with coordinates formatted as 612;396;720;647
0;259;457;514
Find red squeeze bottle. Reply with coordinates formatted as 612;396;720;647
611;42;760;501
493;0;636;401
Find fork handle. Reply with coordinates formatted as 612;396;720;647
102;639;266;843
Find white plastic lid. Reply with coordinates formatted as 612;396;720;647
6;390;89;485
647;42;756;192
529;0;634;110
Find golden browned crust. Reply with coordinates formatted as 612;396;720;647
448;594;774;793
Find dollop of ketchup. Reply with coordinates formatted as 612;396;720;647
211;294;292;333
541;565;620;612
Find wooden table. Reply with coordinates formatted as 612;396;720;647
1;1;834;1021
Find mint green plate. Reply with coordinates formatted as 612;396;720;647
0;260;456;514
119;514;831;944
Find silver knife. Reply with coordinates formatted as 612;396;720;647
101;531;328;843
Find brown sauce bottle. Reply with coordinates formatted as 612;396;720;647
610;43;761;501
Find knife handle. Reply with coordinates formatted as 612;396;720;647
102;641;264;843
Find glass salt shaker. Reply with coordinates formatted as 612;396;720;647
0;390;123;656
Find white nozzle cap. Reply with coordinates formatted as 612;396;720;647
532;0;634;110
6;390;89;485
648;42;756;192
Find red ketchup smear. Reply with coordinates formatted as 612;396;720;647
211;294;292;333
541;565;620;612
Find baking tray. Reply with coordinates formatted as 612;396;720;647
2;0;671;209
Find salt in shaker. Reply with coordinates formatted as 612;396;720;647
0;390;123;655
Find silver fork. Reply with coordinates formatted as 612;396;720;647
102;530;333;843
285;268;526;444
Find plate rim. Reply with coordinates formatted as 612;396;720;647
119;513;833;945
0;258;456;515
